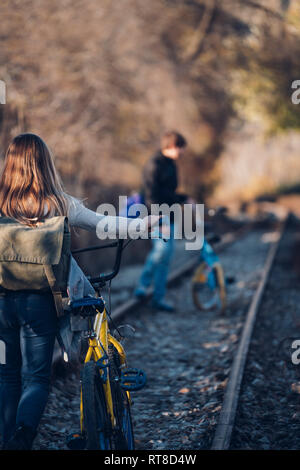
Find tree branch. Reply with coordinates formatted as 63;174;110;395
183;0;218;62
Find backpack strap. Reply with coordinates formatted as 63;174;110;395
43;264;64;317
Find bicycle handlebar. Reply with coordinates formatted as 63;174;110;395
71;221;167;288
71;239;125;286
206;234;221;244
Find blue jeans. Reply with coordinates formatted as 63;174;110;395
137;224;174;302
0;291;57;443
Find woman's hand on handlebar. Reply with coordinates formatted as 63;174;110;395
142;215;168;242
143;215;161;232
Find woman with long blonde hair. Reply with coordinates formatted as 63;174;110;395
0;133;155;450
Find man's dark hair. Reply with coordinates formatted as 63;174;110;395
160;130;187;150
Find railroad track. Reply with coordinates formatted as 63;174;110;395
37;219;289;449
211;215;289;450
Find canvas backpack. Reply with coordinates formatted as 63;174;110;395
0;215;71;317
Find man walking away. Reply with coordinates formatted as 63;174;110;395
134;131;188;312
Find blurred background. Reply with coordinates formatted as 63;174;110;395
0;0;300;270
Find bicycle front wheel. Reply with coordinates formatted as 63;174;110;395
108;344;135;450
81;360;112;450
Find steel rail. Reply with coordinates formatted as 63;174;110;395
211;217;288;450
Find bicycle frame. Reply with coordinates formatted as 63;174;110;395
73;239;134;442
80;306;129;433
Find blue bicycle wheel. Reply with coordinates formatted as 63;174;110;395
192;263;224;311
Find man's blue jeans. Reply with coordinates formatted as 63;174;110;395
137;224;174;302
0;291;57;443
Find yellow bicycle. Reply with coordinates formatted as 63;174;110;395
67;240;146;450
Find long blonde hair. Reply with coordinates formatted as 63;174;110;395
0;133;68;225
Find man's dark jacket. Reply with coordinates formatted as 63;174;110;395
142;151;187;210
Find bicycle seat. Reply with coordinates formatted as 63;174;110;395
206;234;221;244
69;296;105;317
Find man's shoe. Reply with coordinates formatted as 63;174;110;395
152;300;175;312
134;287;147;300
3;424;36;450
